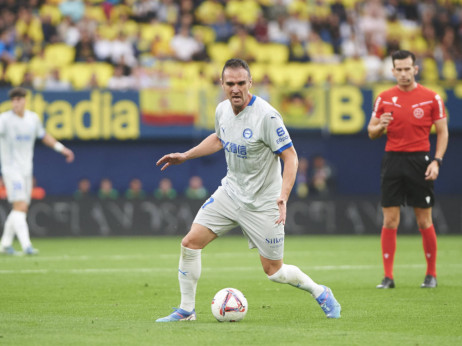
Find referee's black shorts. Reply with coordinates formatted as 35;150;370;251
381;151;435;208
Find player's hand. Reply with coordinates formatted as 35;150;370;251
425;161;439;181
275;198;287;225
379;112;393;129
62;148;74;163
156;153;187;171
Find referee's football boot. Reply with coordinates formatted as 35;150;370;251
156;308;196;322
376;277;395;289
316;285;341;319
421;275;437;288
0;246;17;255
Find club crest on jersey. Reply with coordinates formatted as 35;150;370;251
413;107;424;119
392;96;398;104
243;128;253;139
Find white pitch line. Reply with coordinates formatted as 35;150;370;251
1;262;460;275
0;263;439;275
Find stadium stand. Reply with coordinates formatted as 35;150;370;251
0;0;461;88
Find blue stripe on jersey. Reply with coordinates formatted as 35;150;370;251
247;95;256;106
273;142;293;155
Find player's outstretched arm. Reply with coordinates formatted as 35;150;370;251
156;133;223;171
276;146;298;225
42;133;75;163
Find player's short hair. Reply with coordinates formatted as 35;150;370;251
391;50;416;66
8;87;27;99
222;58;251;80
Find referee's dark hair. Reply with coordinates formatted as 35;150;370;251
391;50;416;66
8;87;28;99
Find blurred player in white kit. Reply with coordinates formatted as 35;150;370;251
0;87;74;255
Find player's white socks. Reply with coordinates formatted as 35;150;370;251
178;245;202;312
10;210;32;250
268;264;324;298
0;212;15;248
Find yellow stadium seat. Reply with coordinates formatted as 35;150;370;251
248;63;267;84
59;65;73;83
140;23;174;42
266;64;288;87
421;57;439;82
92;63;114;88
44;44;75;67
121;20;139;39
39;4;62;25
70;63;93;90
85;5;107;22
285;63;311;89
328;64;347;85
109;4;133;22
207;43;233;64
98;23;120;40
70;63;115;90
5;63;28;86
255;44;289;64
192;25;216;45
28;55;52;78
442;60;458;82
182;62;203;81
309;64;330;85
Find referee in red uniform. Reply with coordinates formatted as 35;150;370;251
368;50;449;289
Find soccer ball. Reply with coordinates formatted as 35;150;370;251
211;288;248;322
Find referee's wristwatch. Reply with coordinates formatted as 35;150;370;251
433;158;443;167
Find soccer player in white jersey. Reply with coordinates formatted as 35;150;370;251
0;87;74;255
155;59;341;322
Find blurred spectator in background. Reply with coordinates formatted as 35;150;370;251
310;155;334;196
0;67;12;88
185;175;208;200
154;177;177;200
40;13;58;44
210;11;234;43
59;0;85;24
16;34;37;62
74;31;96;62
125;178;146;199
295;157;310;198
57;16;80;47
31;177;46;200
20;71;39;89
74;177;92;199
0;28;16;66
288;33;310;62
228;25;258;63
43;68;72;91
107;65;135;90
110;32;137;68
170;25;202;62
268;14;290;45
98;178;119;199
1;0;462;89
0;176;7;199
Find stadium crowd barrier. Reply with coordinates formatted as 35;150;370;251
0;196;459;236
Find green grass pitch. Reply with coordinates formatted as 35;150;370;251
1;235;461;346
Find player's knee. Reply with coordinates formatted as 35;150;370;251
12;201;28;213
383;218;399;229
267;264;287;284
